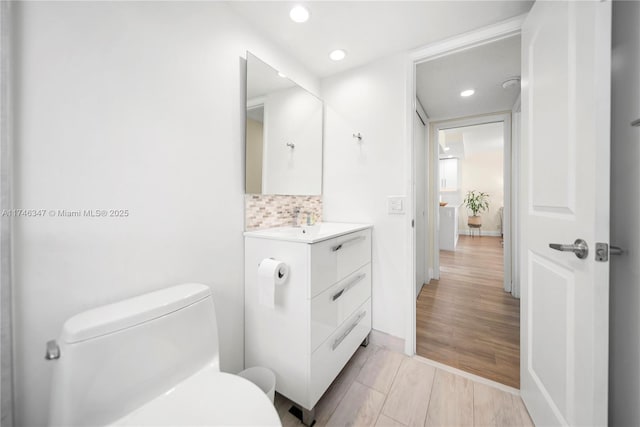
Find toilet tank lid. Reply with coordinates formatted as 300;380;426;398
61;283;211;344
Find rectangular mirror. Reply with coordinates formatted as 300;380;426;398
245;52;323;195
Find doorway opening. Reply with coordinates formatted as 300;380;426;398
418;119;519;388
410;28;522;389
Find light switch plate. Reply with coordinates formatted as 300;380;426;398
387;196;406;214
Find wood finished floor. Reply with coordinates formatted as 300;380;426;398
275;343;533;426
416;235;520;388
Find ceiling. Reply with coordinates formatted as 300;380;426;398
439;122;503;159
227;1;533;78
417;35;522;120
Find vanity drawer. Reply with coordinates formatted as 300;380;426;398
309;237;338;298
310;264;371;352
309;229;372;298
309;299;371;408
336;229;371;279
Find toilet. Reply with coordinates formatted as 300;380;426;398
47;283;281;426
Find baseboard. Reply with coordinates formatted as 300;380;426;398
458;229;502;237
369;329;405;354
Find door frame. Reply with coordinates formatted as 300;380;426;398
414;100;429;298
430;113;513;292
0;1;14;424
405;13;526;356
511;95;522;298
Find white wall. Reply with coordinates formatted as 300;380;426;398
322;53;410;339
262;86;323;195
458;149;504;233
609;1;640;425
12;2;318;426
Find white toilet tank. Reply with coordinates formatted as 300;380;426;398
48;283;220;427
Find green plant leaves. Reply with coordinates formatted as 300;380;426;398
463;190;490;216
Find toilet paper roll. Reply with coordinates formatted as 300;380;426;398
258;258;289;308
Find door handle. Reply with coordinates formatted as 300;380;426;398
549;239;589;259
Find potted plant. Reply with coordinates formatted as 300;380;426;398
464;190;490;227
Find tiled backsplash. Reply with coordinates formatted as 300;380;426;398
245;195;322;230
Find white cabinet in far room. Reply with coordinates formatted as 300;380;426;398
439;158;459;191
439;205;459;251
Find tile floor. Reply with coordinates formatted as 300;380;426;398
275;343;534;427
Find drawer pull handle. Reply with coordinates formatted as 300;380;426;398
332;310;367;351
332;273;366;301
331;235;366;252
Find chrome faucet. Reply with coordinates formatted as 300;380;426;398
291;207;301;226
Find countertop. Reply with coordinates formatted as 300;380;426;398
243;222;373;244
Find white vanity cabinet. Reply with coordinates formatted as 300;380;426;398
244;223;372;421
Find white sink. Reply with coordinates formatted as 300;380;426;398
244;222;372;243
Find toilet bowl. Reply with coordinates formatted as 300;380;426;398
111;367;278;426
47;283;281;427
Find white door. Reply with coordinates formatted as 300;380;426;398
520;1;611;426
415;110;427;297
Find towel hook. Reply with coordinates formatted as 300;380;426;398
352;132;363;141
286;142;295;149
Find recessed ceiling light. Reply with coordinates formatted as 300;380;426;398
460;89;475;97
278;72;287;78
289;6;310;23
329;49;346;61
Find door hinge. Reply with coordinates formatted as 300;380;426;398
411;219;415;228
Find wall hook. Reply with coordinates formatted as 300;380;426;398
352;132;363;141
286;142;295;149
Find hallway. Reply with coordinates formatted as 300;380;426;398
416;235;520;388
